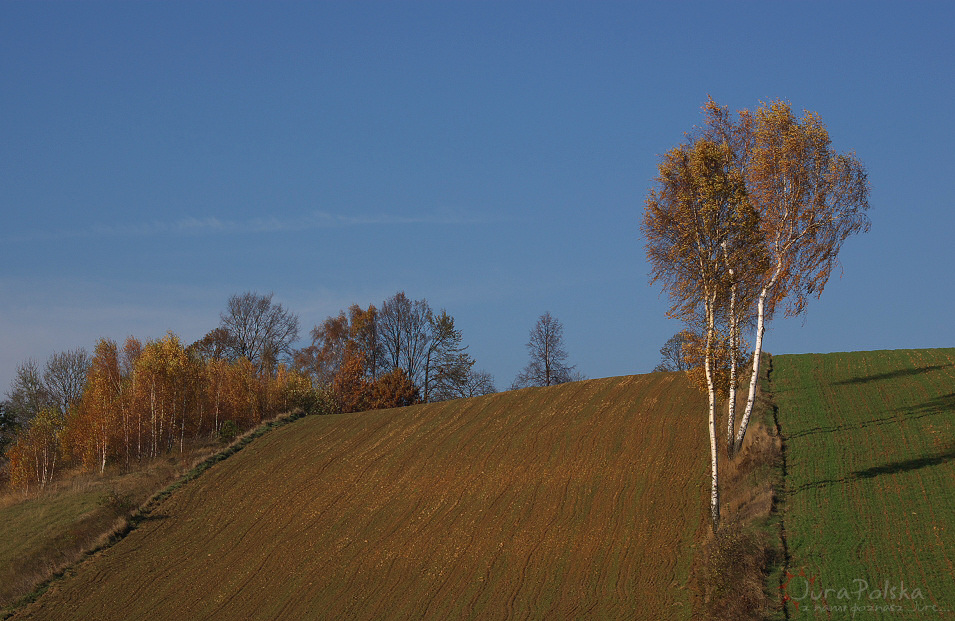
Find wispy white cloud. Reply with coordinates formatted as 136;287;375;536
11;210;501;242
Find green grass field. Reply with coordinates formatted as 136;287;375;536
771;349;955;619
0;485;104;603
13;373;709;620
0;452;210;610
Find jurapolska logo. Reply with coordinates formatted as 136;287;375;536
780;568;817;613
779;569;946;616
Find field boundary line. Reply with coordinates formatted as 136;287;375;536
765;355;792;621
0;408;310;620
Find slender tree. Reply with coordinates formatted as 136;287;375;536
121;337;143;465
642;131;756;531
653;331;692;372
43;348;92;416
6;407;64;491
733;100;870;453
347;304;383;380
0;402;16;456
512;312;580;389
4;359;50;427
297;311;351;386
460;369;497;398
423;310;476;402
70;339;122;473
378;292;432;387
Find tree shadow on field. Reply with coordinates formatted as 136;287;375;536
852;446;955;479
784;392;955;440
900;392;955;415
789;445;955;495
125;512;170;529
835;364;951;385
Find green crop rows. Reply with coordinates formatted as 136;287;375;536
772;349;955;619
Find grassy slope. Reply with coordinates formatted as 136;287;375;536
0;458;204;608
15;372;708;620
772;348;955;618
0;487;103;602
0;488;100;566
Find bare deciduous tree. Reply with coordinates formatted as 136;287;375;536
512;312;580;389
378;292;432;387
461;369;497;398
4;358;50;427
218;291;299;371
653;331;692;372
43;347;92;415
188;328;237;363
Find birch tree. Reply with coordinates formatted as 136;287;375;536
733;100;870;453
71;339;122;473
642;133;755;531
6;407;64;491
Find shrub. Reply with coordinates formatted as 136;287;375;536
218;421;240;445
97;488;135;516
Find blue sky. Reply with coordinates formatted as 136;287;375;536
2;1;953;393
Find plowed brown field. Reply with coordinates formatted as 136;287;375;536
15;373;707;620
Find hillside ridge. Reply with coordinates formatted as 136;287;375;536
14;372;709;620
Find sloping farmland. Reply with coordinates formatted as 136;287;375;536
772;349;955;618
15;372;708;620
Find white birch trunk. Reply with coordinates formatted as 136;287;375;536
123;404;130;471
137;403;142;463
35;450;43;490
150;381;157;459
99;424;107;474
736;261;782;453
720;242;739;455
704;295;720;531
726;278;738;453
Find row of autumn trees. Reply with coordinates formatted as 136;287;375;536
3;334;316;492
642;98;870;530
2;291;497;492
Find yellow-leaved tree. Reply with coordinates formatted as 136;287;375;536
642;123;758;531
733;100;870;453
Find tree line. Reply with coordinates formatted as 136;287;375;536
294;291;497;410
643;98;870;530
1;290;514;492
3;333;317;491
